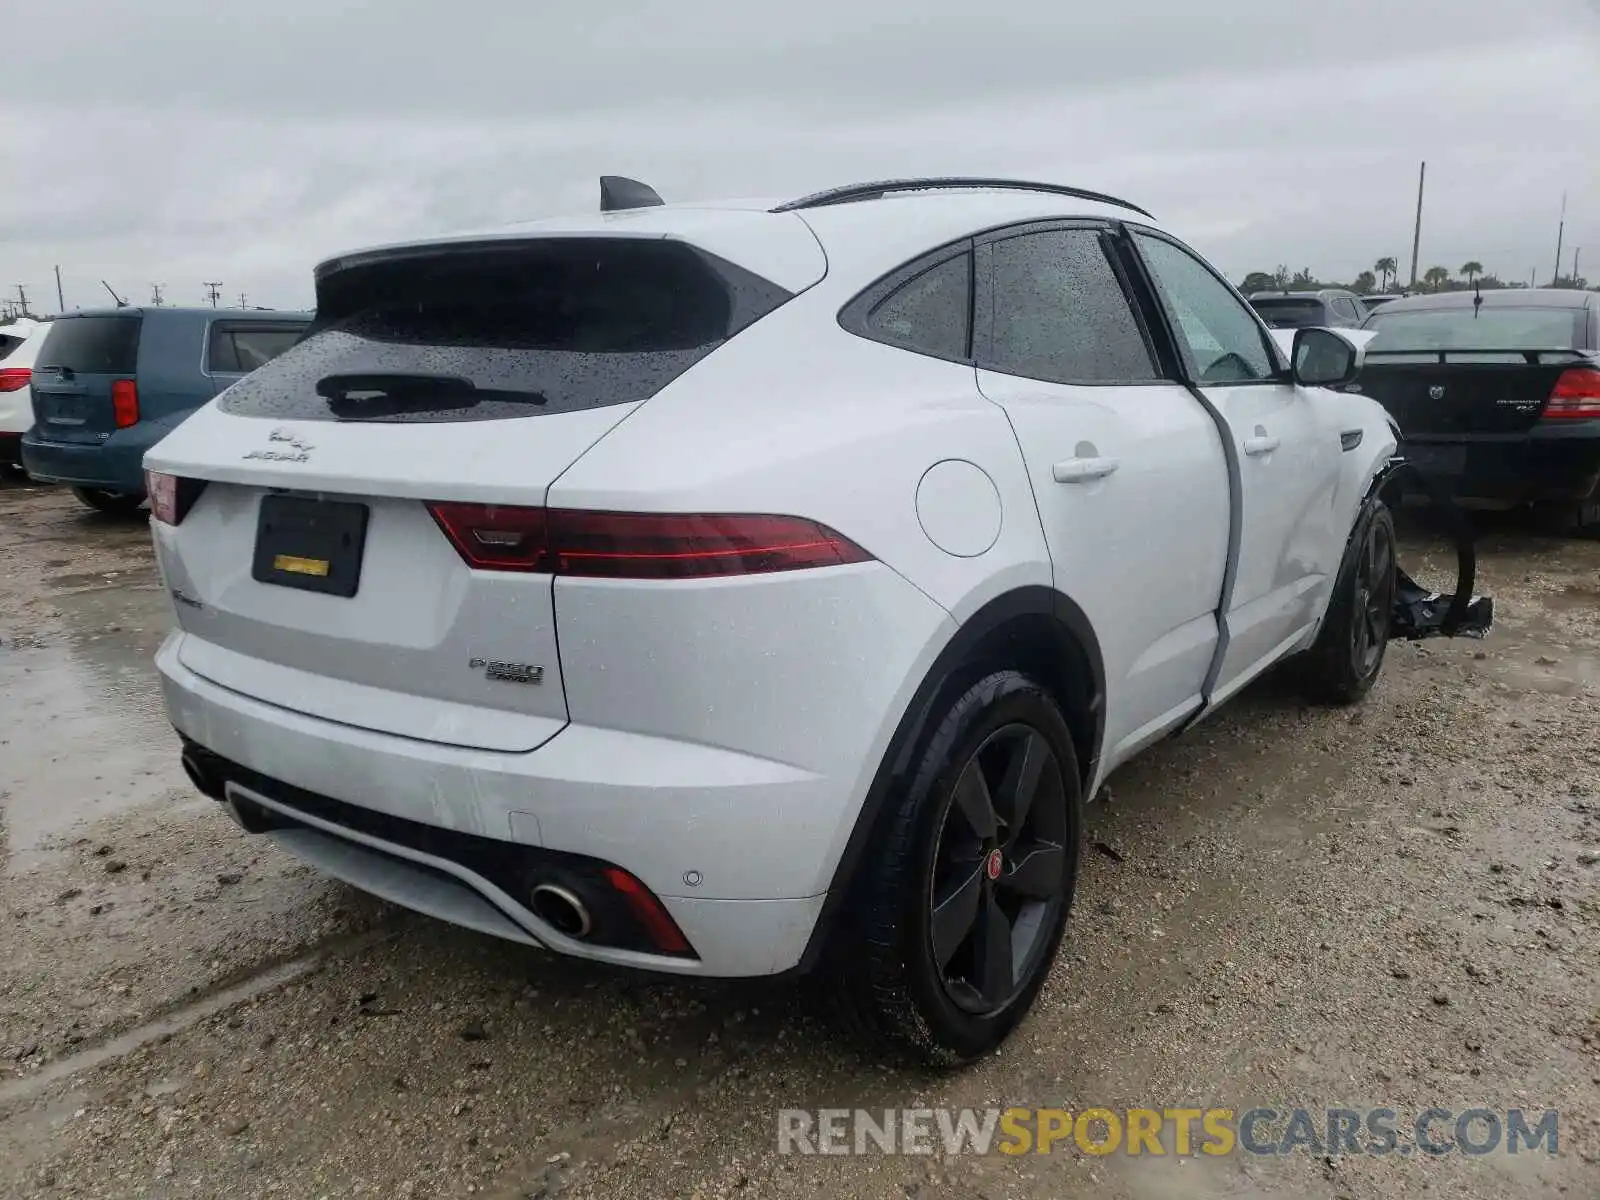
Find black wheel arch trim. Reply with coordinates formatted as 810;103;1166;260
787;584;1105;977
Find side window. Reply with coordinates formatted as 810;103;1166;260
985;229;1158;384
1333;297;1359;323
207;325;241;373
231;327;304;371
863;253;971;360
208;325;305;374
1132;232;1278;384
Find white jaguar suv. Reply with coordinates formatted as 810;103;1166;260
147;176;1406;1063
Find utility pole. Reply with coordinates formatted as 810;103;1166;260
203;281;223;309
150;283;165;307
237;292;248;310
1552;192;1566;287
12;285;33;319
1408;161;1426;290
1573;246;1582;288
55;266;65;313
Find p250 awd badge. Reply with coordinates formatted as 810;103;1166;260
469;658;544;685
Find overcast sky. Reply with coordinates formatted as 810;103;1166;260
3;0;1597;312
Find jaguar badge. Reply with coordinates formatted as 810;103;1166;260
244;427;314;464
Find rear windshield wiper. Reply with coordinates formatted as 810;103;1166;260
314;372;546;420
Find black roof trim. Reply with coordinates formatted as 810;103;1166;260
772;177;1153;218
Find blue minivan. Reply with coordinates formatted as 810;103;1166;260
22;306;311;513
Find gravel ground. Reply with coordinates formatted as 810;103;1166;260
0;477;1595;1199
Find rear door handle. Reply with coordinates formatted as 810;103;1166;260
1242;434;1280;457
1052;456;1120;483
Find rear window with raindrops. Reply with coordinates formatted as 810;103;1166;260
218;240;793;423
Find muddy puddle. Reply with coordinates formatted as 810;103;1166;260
1;565;178;870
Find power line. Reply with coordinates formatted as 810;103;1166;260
203;281;223;309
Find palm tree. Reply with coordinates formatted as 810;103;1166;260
1374;256;1398;291
1423;266;1451;292
1461;261;1483;286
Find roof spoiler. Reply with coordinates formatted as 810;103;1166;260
600;176;664;212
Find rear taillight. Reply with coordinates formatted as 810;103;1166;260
146;470;208;526
427;502;548;571
426;504;873;579
112;379;139;427
1546;368;1600;419
0;367;31;393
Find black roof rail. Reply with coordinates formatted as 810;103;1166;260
771;177;1153;218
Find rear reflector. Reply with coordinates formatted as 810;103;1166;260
426;503;872;578
1546;368;1600;419
146;470;208;526
602;866;692;955
112;379;139;427
0;367;30;393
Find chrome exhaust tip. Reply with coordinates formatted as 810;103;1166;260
529;882;593;939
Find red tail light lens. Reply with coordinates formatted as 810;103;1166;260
0;367;31;393
426;504;872;579
146;470;208;526
550;510;873;578
427;502;549;571
1546;368;1600;419
111;379;140;427
602;866;692;956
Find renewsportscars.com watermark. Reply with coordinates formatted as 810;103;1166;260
778;1107;1560;1158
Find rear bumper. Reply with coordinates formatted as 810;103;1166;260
0;394;30;439
20;426;154;495
155;631;863;977
1402;421;1600;504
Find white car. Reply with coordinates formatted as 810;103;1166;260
0;319;48;473
147;177;1425;1062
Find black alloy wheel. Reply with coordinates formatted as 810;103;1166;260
833;670;1083;1065
1350;510;1396;678
930;723;1069;1015
1300;499;1398;704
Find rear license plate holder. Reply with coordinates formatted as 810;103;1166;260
43;397;86;425
1403;443;1466;477
251;494;369;597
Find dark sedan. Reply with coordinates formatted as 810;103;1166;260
1357;289;1600;534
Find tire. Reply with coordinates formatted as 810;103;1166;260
71;487;145;515
832;670;1082;1066
1534;498;1600;539
1300;498;1397;704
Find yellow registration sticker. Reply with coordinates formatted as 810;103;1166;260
273;554;331;578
